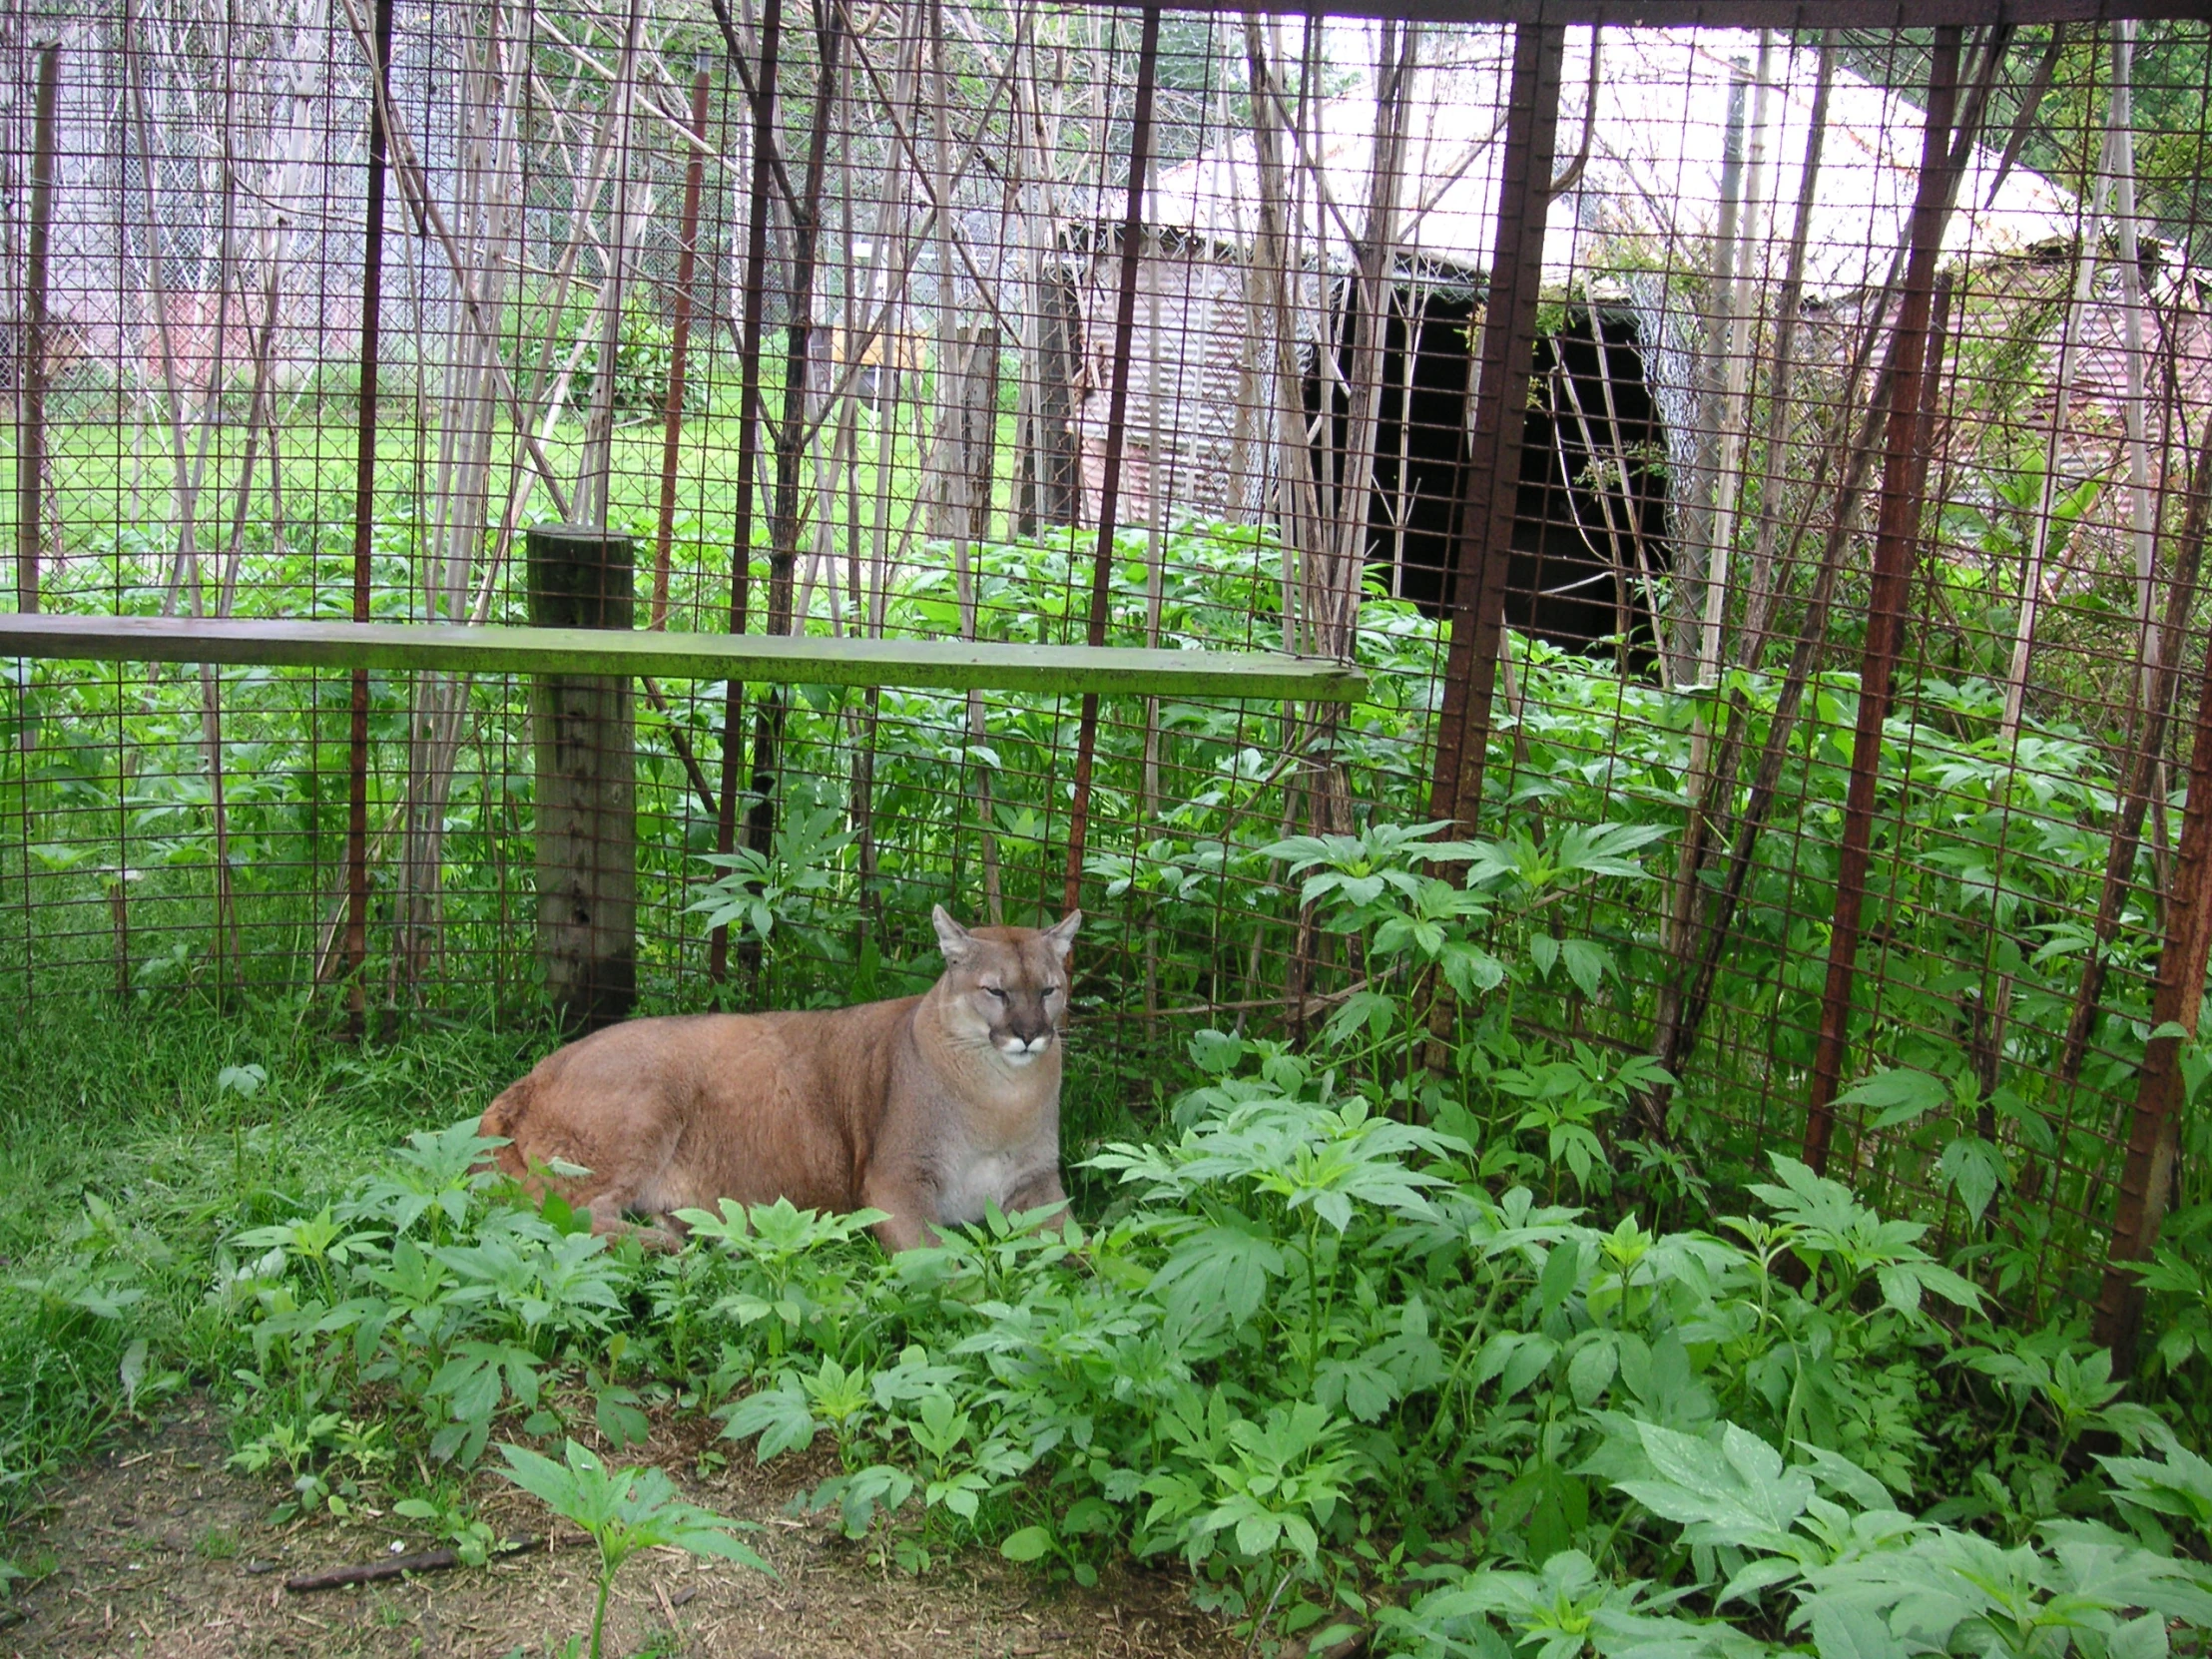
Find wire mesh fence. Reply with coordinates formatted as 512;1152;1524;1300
2;0;2209;1345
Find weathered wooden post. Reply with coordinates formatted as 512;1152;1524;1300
1019;278;1082;535
932;322;1001;544
528;524;636;1030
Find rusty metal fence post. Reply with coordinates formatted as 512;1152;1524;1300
1800;28;1962;1175
339;0;395;1029
1063;2;1162;916
652;56;712;632
16;41;58;616
1427;22;1564;833
2095;439;2212;1364
709;0;781;985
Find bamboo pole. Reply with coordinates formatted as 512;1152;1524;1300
2093;460;2212;1369
2059;377;2212;1085
1660;40;1773;1061
124;5;209;628
922;0;1003;922
2110;23;2157;705
1998;85;2116;745
398;0;522;991
849;37;925;939
1323;20;1416;670
1692;53;1757;684
331;0;575;522
341;0;395;1021
1650;30;2008;1096
1970;22;2158;1124
1240;13;1326;663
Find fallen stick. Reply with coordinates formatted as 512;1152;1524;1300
283;1534;542;1594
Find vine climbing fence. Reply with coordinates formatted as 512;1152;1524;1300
1;0;2211;1359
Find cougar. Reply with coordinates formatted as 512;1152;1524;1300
479;907;1080;1253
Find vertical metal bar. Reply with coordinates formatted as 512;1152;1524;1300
343;0;396;1026
2095;473;2212;1365
652;58;712;631
741;0;844;950
17;42;57;615
1653;35;2002;1099
710;0;781;984
1061;3;1159;917
1426;22;1564;832
636;59;721;820
1801;28;1961;1174
2062;411;2212;1084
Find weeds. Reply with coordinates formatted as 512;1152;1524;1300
7;802;2209;1652
495;1439;766;1659
183;1057;2212;1653
0;997;536;1542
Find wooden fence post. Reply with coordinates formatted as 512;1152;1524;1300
528;524;637;1030
1020;277;1082;535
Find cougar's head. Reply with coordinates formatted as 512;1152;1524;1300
931;905;1080;1067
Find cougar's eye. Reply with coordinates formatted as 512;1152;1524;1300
984;985;1007;1000
1043;984;1060;998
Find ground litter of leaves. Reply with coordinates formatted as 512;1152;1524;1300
2;1396;1240;1659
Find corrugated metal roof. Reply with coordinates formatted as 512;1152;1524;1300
1146;27;2078;297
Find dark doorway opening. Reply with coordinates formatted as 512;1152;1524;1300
1311;296;1671;665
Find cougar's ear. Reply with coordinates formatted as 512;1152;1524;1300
931;904;974;962
1042;910;1081;960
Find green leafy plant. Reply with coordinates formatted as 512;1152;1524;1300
495;1439;769;1659
686;806;855;955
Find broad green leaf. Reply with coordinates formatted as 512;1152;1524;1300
1567;1337;1617;1407
1614;1420;1813;1546
1835;1068;1947;1132
1937;1136;2006;1221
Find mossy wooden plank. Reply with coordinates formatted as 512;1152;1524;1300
0;615;1365;701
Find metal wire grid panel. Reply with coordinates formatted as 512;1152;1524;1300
3;0;2210;1333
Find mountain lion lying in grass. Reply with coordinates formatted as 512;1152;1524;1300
481;907;1080;1253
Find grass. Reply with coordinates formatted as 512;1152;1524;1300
30;371;1028;634
0;993;544;1538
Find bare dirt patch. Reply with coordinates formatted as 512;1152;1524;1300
2;1398;1239;1659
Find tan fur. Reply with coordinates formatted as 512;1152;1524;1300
479;907;1079;1253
